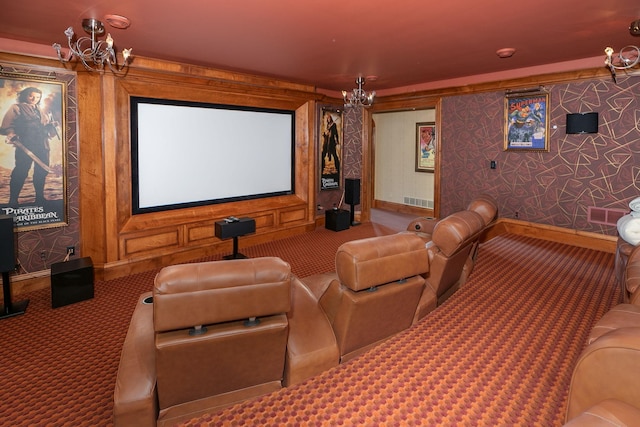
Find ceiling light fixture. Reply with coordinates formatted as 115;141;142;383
604;45;640;82
52;18;132;73
342;76;375;108
604;19;640;83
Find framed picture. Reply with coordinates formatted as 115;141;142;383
415;122;436;173
504;91;550;151
319;107;343;190
0;74;68;230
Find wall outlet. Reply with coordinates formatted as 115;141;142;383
66;246;75;256
40;251;46;260
515;211;519;219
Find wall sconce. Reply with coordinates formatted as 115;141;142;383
603;19;640;83
53;17;132;73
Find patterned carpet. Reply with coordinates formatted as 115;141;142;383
180;234;622;426
0;226;621;426
0;222;390;427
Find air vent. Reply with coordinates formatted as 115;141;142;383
587;206;627;226
403;197;433;209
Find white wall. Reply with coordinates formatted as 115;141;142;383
373;109;436;208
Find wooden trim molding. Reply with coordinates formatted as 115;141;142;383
8;217;617;295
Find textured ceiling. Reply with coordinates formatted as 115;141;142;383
0;0;639;94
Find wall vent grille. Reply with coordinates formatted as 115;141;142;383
587;206;627;226
404;197;433;209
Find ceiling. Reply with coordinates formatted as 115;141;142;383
1;0;639;95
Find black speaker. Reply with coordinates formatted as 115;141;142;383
51;257;94;308
214;217;256;239
0;215;16;272
344;178;361;205
566;112;598;134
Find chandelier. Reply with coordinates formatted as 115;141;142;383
342;76;375;108
603;19;640;82
53;18;132;73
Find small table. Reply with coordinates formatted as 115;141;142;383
214;217;256;259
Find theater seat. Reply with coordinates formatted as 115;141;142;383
564;399;640;426
565;327;640;423
411;209;486;323
306;233;429;362
152;257;291;425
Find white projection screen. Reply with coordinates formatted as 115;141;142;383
130;97;295;214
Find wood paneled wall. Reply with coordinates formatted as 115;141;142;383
77;59;335;280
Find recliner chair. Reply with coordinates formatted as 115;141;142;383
304;233;429;362
114;256;294;427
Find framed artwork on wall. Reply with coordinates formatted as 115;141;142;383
0;73;68;231
319;107;343;190
504;91;550;151
415;122;436;173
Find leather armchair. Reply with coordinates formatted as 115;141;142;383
565;327;640;423
305;233;429;362
412;210;486;322
114;257;297;427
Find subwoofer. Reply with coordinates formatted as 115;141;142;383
0;215;15;272
344;178;361;205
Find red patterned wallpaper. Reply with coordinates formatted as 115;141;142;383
440;75;640;236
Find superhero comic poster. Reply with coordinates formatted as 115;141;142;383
0;76;67;230
504;91;550;152
319;107;343;191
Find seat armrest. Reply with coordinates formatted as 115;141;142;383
284;278;339;386
565;327;640;421
113;292;158;427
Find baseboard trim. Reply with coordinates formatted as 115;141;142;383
6;217;617;296
485;218;617;253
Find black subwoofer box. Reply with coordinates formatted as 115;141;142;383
325;209;350;232
51;257;94;308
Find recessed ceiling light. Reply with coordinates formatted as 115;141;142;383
104;14;131;29
496;48;516;58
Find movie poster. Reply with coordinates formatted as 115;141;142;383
320;107;342;191
0;77;67;230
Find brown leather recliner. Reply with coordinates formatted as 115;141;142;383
565;327;640;424
114;256;340;426
411;209;486;323
114;257;295;427
153;257;292;424
584;245;640;345
304;233;429;363
406;193;498;243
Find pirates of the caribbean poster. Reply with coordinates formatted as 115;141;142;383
0;76;67;231
320;108;342;191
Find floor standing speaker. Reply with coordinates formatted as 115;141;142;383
344;178;361;205
0;214;15;272
0;214;28;319
344;178;361;226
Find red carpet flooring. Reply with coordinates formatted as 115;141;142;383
0;226;621;426
0;222;389;426
181;234;622;426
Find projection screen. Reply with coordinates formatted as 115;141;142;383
130;97;295;214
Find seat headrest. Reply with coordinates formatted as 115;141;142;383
466;194;498;226
335;233;429;292
432;210;485;257
153;257;291;332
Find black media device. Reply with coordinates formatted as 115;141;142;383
566;112;598;134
